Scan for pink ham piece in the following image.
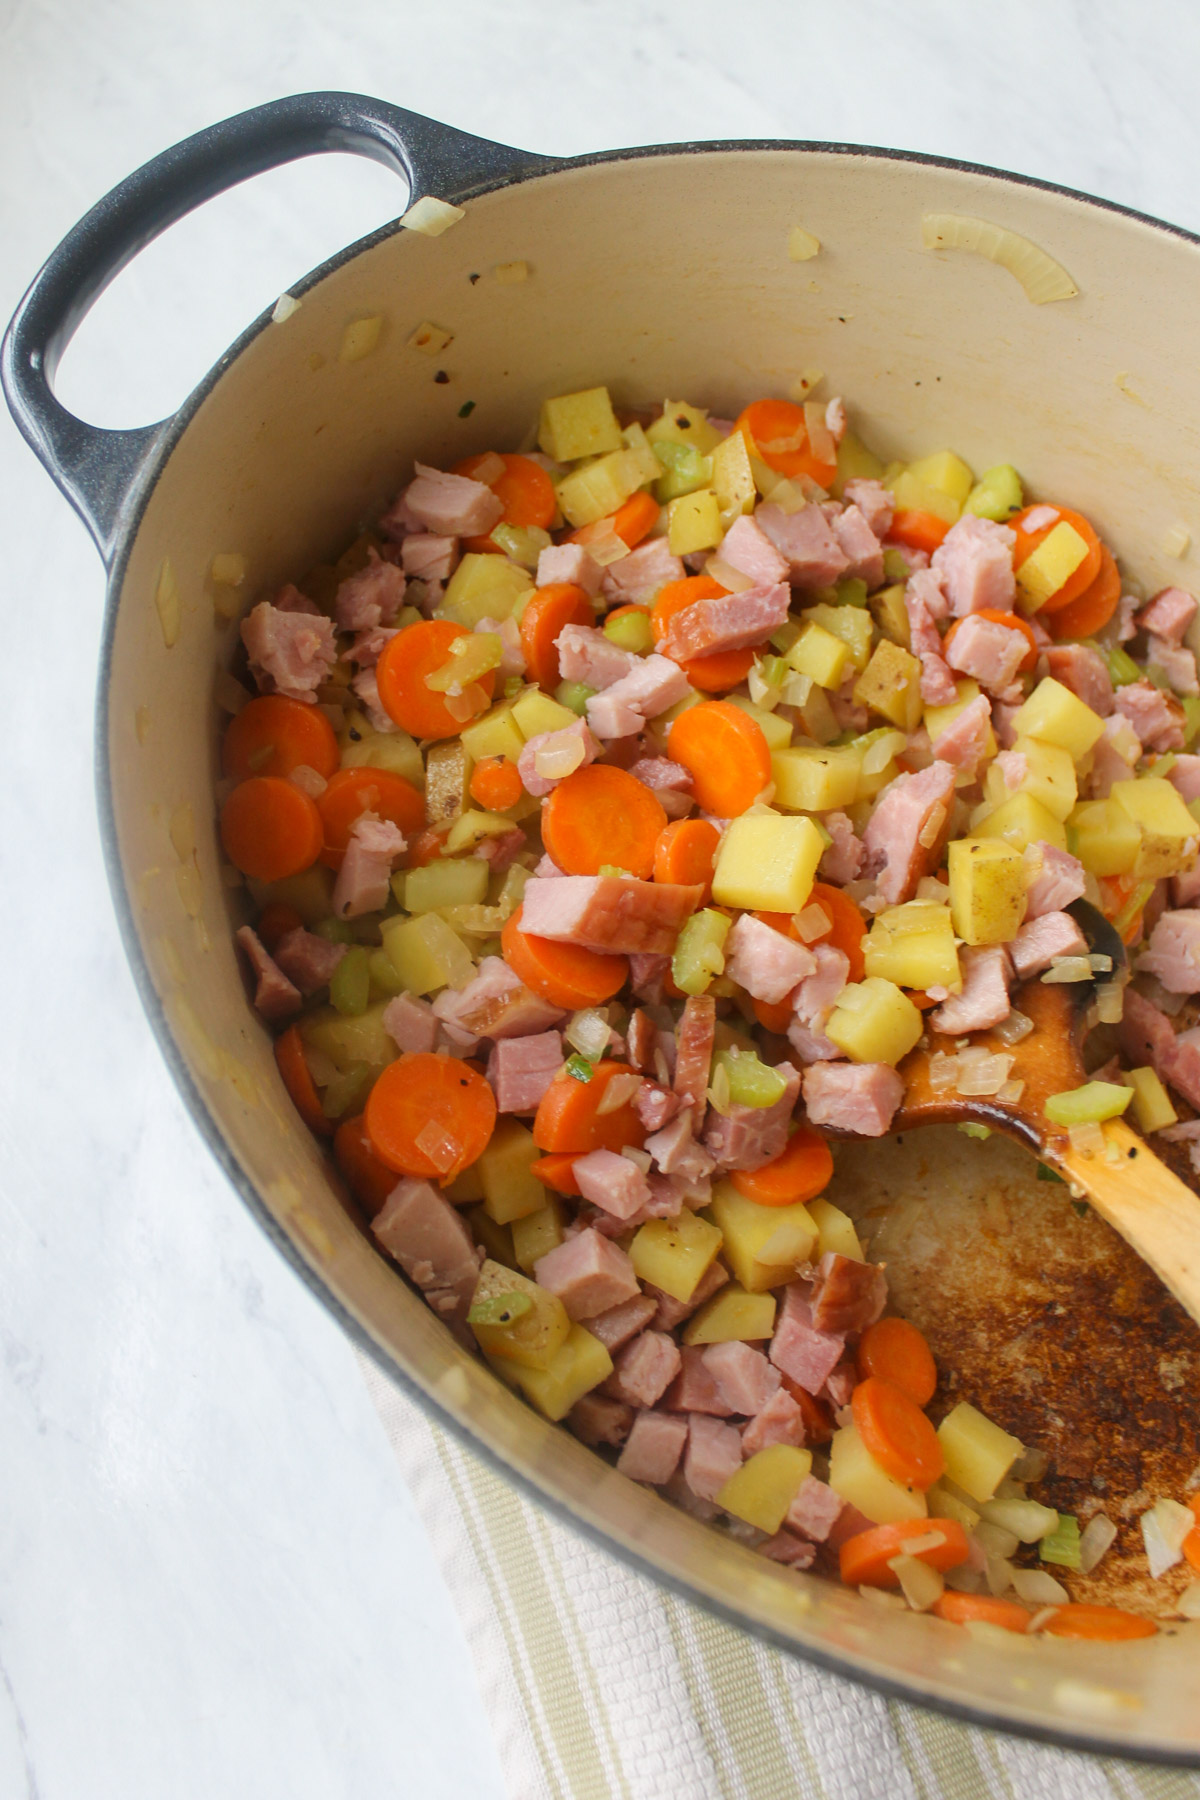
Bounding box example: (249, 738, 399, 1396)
(1139, 911, 1200, 993)
(927, 693, 992, 778)
(810, 1252, 887, 1335)
(907, 566, 951, 622)
(769, 1283, 846, 1394)
(930, 945, 1012, 1035)
(627, 757, 694, 821)
(823, 1360, 858, 1409)
(685, 1414, 745, 1502)
(1168, 756, 1200, 804)
(603, 1331, 682, 1408)
(791, 944, 851, 1041)
(1045, 644, 1114, 717)
(1121, 989, 1200, 1111)
(345, 625, 400, 668)
(701, 1342, 781, 1416)
(819, 811, 865, 884)
(1148, 638, 1199, 696)
(826, 1501, 877, 1549)
(616, 1409, 689, 1484)
(403, 463, 504, 537)
(600, 538, 685, 606)
(334, 553, 406, 630)
(905, 588, 957, 707)
(432, 957, 564, 1042)
(945, 613, 1029, 694)
(930, 515, 1016, 617)
(843, 479, 894, 538)
(785, 1475, 844, 1542)
(520, 874, 704, 955)
(645, 1114, 715, 1185)
(704, 1064, 802, 1171)
(861, 760, 956, 904)
(626, 1007, 657, 1074)
(1024, 843, 1087, 918)
(758, 1532, 817, 1568)
(659, 581, 790, 663)
(1140, 587, 1198, 644)
(373, 1178, 482, 1332)
(517, 718, 601, 798)
(566, 1395, 633, 1448)
(586, 655, 692, 738)
(401, 532, 458, 583)
(756, 502, 850, 588)
(272, 926, 346, 996)
(1173, 866, 1200, 907)
(534, 1227, 641, 1319)
(741, 1388, 807, 1455)
(648, 1260, 728, 1333)
(554, 624, 638, 691)
(830, 504, 884, 589)
(235, 925, 301, 1021)
(573, 1148, 653, 1221)
(586, 1294, 658, 1354)
(241, 601, 337, 703)
(1114, 681, 1185, 753)
(382, 991, 439, 1054)
(350, 667, 397, 734)
(725, 915, 817, 1004)
(1008, 909, 1088, 979)
(674, 995, 717, 1117)
(665, 1346, 734, 1415)
(537, 541, 602, 598)
(635, 1082, 683, 1133)
(718, 514, 789, 586)
(486, 1031, 564, 1114)
(331, 814, 407, 920)
(628, 953, 670, 1005)
(802, 1063, 904, 1137)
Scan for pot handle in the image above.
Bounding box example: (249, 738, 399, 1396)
(1, 91, 552, 565)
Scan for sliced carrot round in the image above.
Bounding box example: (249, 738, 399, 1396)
(1011, 504, 1103, 611)
(1041, 1604, 1158, 1642)
(735, 400, 837, 485)
(334, 1112, 400, 1217)
(856, 1318, 938, 1409)
(220, 775, 324, 881)
(501, 906, 628, 1010)
(609, 489, 661, 548)
(222, 694, 340, 783)
(944, 609, 1038, 674)
(365, 1052, 496, 1181)
(780, 1379, 835, 1443)
(851, 1376, 945, 1490)
(275, 1025, 332, 1137)
(532, 1058, 647, 1153)
(888, 510, 950, 554)
(256, 900, 304, 949)
(316, 766, 426, 869)
(653, 817, 720, 899)
(540, 764, 667, 878)
(530, 1153, 582, 1196)
(519, 582, 594, 690)
(668, 700, 772, 818)
(753, 995, 795, 1034)
(651, 575, 727, 644)
(839, 1517, 969, 1588)
(731, 1126, 834, 1207)
(376, 619, 496, 740)
(649, 576, 757, 692)
(469, 755, 523, 812)
(932, 1592, 1031, 1633)
(1182, 1526, 1200, 1574)
(808, 882, 868, 982)
(1049, 544, 1120, 640)
(456, 451, 556, 551)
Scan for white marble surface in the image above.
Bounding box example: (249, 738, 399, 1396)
(2, 3, 1199, 1795)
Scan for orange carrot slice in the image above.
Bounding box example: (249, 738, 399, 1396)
(365, 1052, 497, 1181)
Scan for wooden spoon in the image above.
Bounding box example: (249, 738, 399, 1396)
(871, 901, 1200, 1327)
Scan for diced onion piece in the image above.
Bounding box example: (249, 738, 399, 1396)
(1078, 1513, 1117, 1574)
(1010, 1446, 1050, 1482)
(1177, 1582, 1200, 1619)
(985, 1554, 1015, 1596)
(955, 1049, 1015, 1097)
(596, 1071, 642, 1116)
(339, 317, 383, 363)
(1027, 1606, 1062, 1634)
(155, 558, 181, 649)
(929, 1052, 958, 1093)
(997, 1079, 1025, 1104)
(407, 320, 455, 357)
(888, 1554, 944, 1611)
(1088, 953, 1114, 973)
(414, 1119, 464, 1174)
(566, 1008, 611, 1060)
(1094, 982, 1125, 1024)
(1066, 1120, 1105, 1158)
(443, 683, 489, 723)
(705, 555, 755, 594)
(622, 1146, 652, 1174)
(920, 213, 1079, 304)
(918, 802, 949, 851)
(271, 293, 300, 323)
(581, 523, 630, 568)
(787, 225, 821, 262)
(862, 730, 908, 777)
(979, 1497, 1060, 1542)
(1141, 1497, 1195, 1577)
(943, 1561, 985, 1594)
(803, 400, 836, 468)
(858, 1585, 907, 1609)
(468, 451, 506, 490)
(1163, 523, 1192, 559)
(793, 903, 830, 943)
(1041, 956, 1093, 984)
(211, 552, 247, 588)
(400, 195, 466, 236)
(494, 260, 529, 284)
(288, 764, 328, 799)
(975, 1521, 1020, 1559)
(1011, 1568, 1069, 1606)
(707, 1060, 732, 1116)
(780, 671, 813, 707)
(534, 737, 587, 781)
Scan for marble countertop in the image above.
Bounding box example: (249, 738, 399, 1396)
(3, 3, 1198, 1794)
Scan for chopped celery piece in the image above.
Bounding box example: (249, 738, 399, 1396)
(424, 633, 503, 692)
(959, 1123, 992, 1140)
(468, 1291, 533, 1327)
(597, 864, 632, 878)
(963, 464, 1023, 522)
(492, 524, 551, 570)
(330, 946, 371, 1017)
(758, 654, 788, 687)
(653, 440, 713, 502)
(769, 619, 801, 655)
(603, 608, 654, 654)
(1114, 879, 1155, 939)
(319, 1059, 373, 1120)
(672, 909, 731, 996)
(1123, 1065, 1178, 1133)
(1043, 1081, 1133, 1127)
(1039, 1513, 1082, 1570)
(554, 680, 595, 716)
(1104, 644, 1142, 688)
(1184, 695, 1200, 748)
(564, 1053, 594, 1082)
(315, 917, 357, 945)
(367, 945, 406, 999)
(835, 576, 868, 609)
(714, 1049, 787, 1109)
(882, 547, 911, 582)
(504, 674, 524, 698)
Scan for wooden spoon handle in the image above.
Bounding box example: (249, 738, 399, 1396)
(1055, 1120, 1200, 1327)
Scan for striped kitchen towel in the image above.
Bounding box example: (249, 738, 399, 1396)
(358, 1354, 1199, 1800)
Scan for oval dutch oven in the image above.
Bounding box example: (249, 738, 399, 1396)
(6, 92, 1200, 1762)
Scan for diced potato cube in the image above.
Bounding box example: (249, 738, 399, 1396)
(864, 902, 960, 991)
(926, 1481, 981, 1533)
(963, 464, 1023, 523)
(445, 809, 516, 854)
(832, 429, 885, 496)
(711, 813, 825, 912)
(511, 1196, 567, 1273)
(467, 1204, 517, 1269)
(795, 681, 840, 746)
(726, 694, 793, 750)
(1015, 521, 1089, 612)
(906, 450, 974, 504)
(1123, 1066, 1178, 1133)
(807, 1196, 864, 1262)
(512, 1323, 613, 1421)
(826, 977, 923, 1067)
(479, 1118, 546, 1224)
(511, 687, 579, 739)
(853, 641, 923, 731)
(246, 864, 334, 926)
(851, 727, 909, 802)
(984, 736, 1076, 822)
(629, 1211, 724, 1302)
(645, 400, 723, 456)
(716, 1445, 814, 1533)
(936, 1401, 1022, 1503)
(973, 791, 1068, 853)
(771, 745, 861, 812)
(711, 427, 756, 522)
(1012, 677, 1105, 761)
(705, 1182, 818, 1293)
(890, 469, 960, 525)
(801, 601, 873, 671)
(441, 553, 533, 627)
(1068, 798, 1141, 877)
(668, 489, 723, 555)
(1112, 777, 1200, 880)
(380, 912, 475, 995)
(340, 726, 426, 789)
(461, 702, 526, 765)
(681, 1284, 778, 1345)
(556, 449, 645, 528)
(788, 621, 851, 689)
(468, 1259, 571, 1370)
(868, 583, 911, 650)
(404, 857, 490, 913)
(620, 422, 662, 486)
(537, 387, 623, 463)
(924, 680, 997, 762)
(425, 739, 473, 826)
(301, 1001, 398, 1076)
(830, 1422, 928, 1523)
(947, 837, 1026, 946)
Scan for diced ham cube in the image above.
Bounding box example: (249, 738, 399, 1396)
(334, 552, 406, 630)
(659, 581, 790, 663)
(520, 874, 703, 955)
(756, 503, 850, 588)
(1045, 644, 1114, 717)
(810, 1252, 887, 1335)
(831, 504, 884, 589)
(1024, 843, 1087, 918)
(927, 693, 991, 778)
(664, 1345, 734, 1416)
(930, 945, 1012, 1035)
(819, 811, 865, 884)
(403, 463, 504, 537)
(740, 1388, 808, 1455)
(486, 1030, 564, 1114)
(1121, 989, 1200, 1111)
(346, 625, 400, 668)
(628, 757, 694, 821)
(432, 957, 564, 1042)
(1139, 911, 1200, 993)
(684, 1414, 745, 1502)
(701, 1342, 781, 1416)
(373, 1178, 482, 1331)
(537, 541, 602, 598)
(1114, 680, 1185, 753)
(332, 813, 407, 919)
(628, 952, 670, 1005)
(235, 925, 302, 1021)
(784, 1475, 844, 1542)
(930, 515, 1016, 617)
(1148, 638, 1199, 697)
(769, 1283, 845, 1393)
(1008, 909, 1088, 979)
(791, 944, 851, 1043)
(645, 1114, 715, 1185)
(272, 926, 346, 996)
(704, 1064, 802, 1171)
(586, 655, 692, 738)
(635, 1081, 683, 1132)
(616, 1409, 689, 1484)
(862, 760, 957, 904)
(674, 995, 717, 1118)
(567, 1394, 633, 1447)
(350, 667, 397, 734)
(725, 915, 817, 1004)
(573, 1147, 652, 1221)
(554, 624, 638, 691)
(757, 1531, 817, 1567)
(534, 1227, 641, 1319)
(241, 601, 337, 703)
(517, 718, 602, 797)
(719, 514, 789, 586)
(382, 991, 440, 1054)
(586, 1294, 658, 1354)
(600, 538, 684, 606)
(401, 532, 459, 583)
(843, 479, 894, 538)
(945, 614, 1029, 694)
(604, 1331, 682, 1408)
(802, 1063, 904, 1137)
(1139, 586, 1198, 644)
(647, 1261, 729, 1332)
(826, 1501, 878, 1549)
(1168, 755, 1200, 804)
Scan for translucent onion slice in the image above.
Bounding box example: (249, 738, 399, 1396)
(1078, 1513, 1117, 1574)
(534, 736, 587, 781)
(1011, 1568, 1069, 1606)
(596, 1071, 643, 1116)
(921, 213, 1079, 305)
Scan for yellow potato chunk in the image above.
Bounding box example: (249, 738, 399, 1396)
(629, 1211, 724, 1303)
(936, 1402, 1022, 1503)
(868, 583, 910, 649)
(1068, 798, 1141, 878)
(645, 400, 724, 456)
(404, 858, 489, 914)
(461, 701, 526, 765)
(510, 1197, 567, 1274)
(512, 1324, 613, 1421)
(711, 813, 825, 912)
(829, 1422, 928, 1524)
(340, 726, 427, 790)
(668, 489, 723, 555)
(771, 745, 861, 812)
(825, 977, 923, 1067)
(853, 642, 923, 731)
(1011, 677, 1105, 761)
(466, 1205, 517, 1270)
(727, 695, 792, 750)
(682, 1285, 778, 1345)
(705, 1182, 818, 1293)
(984, 736, 1076, 822)
(441, 553, 533, 627)
(537, 386, 623, 463)
(380, 913, 475, 996)
(717, 1445, 814, 1533)
(788, 621, 851, 690)
(906, 450, 975, 504)
(863, 902, 961, 991)
(947, 837, 1026, 946)
(468, 1260, 570, 1371)
(800, 601, 873, 671)
(511, 687, 579, 739)
(711, 427, 756, 521)
(924, 679, 996, 760)
(1015, 520, 1089, 612)
(973, 791, 1068, 854)
(807, 1196, 864, 1261)
(889, 469, 960, 525)
(1112, 777, 1200, 880)
(301, 1001, 397, 1077)
(556, 449, 645, 527)
(478, 1118, 546, 1225)
(1123, 1067, 1178, 1133)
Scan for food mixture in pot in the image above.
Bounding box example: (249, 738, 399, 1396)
(216, 384, 1200, 1641)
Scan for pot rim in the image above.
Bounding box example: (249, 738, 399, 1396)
(95, 134, 1200, 1765)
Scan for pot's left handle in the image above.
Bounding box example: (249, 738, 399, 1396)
(2, 91, 554, 566)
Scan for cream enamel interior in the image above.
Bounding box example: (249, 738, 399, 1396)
(104, 146, 1200, 1757)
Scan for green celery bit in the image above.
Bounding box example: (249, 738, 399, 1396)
(330, 945, 371, 1017)
(653, 440, 712, 501)
(1039, 1512, 1082, 1570)
(768, 619, 801, 655)
(603, 609, 654, 654)
(963, 463, 1023, 522)
(1037, 1164, 1066, 1183)
(492, 523, 550, 570)
(835, 577, 869, 609)
(504, 674, 524, 699)
(467, 1291, 533, 1327)
(476, 936, 504, 959)
(367, 946, 406, 999)
(320, 1059, 373, 1120)
(554, 680, 596, 716)
(1103, 644, 1141, 688)
(565, 1053, 594, 1083)
(598, 864, 632, 878)
(958, 1123, 992, 1140)
(425, 632, 503, 692)
(759, 654, 788, 687)
(1183, 695, 1200, 748)
(315, 917, 357, 945)
(1043, 1081, 1133, 1127)
(671, 909, 731, 997)
(1114, 879, 1155, 940)
(715, 1049, 788, 1109)
(882, 547, 911, 582)
(1145, 662, 1172, 691)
